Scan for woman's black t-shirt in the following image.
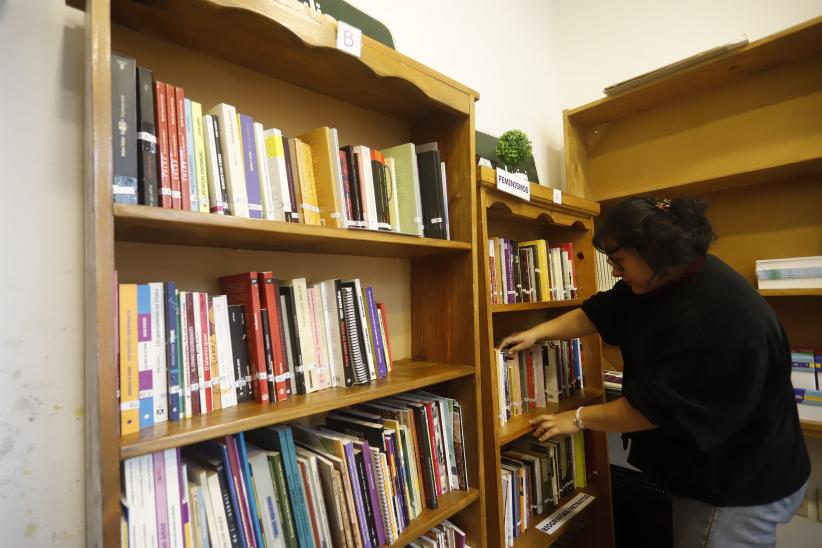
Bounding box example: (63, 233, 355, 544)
(581, 254, 809, 506)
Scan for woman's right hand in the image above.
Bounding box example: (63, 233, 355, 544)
(497, 329, 538, 354)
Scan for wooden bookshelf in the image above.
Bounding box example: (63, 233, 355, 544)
(513, 486, 599, 548)
(476, 168, 614, 547)
(390, 488, 480, 547)
(77, 0, 485, 546)
(801, 420, 822, 440)
(121, 360, 474, 458)
(564, 13, 822, 455)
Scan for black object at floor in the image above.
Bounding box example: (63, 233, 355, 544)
(611, 464, 673, 548)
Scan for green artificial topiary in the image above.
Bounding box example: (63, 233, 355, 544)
(496, 129, 533, 171)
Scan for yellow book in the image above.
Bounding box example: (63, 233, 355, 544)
(286, 138, 304, 223)
(190, 101, 210, 213)
(521, 239, 552, 301)
(297, 140, 322, 225)
(297, 126, 345, 228)
(573, 431, 587, 488)
(118, 283, 140, 435)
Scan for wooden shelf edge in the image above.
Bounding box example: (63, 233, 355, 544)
(390, 488, 480, 546)
(759, 288, 822, 297)
(513, 486, 599, 548)
(478, 166, 600, 216)
(801, 419, 822, 440)
(113, 204, 471, 258)
(498, 389, 605, 446)
(120, 360, 474, 459)
(492, 299, 584, 314)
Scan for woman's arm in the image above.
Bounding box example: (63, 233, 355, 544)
(531, 397, 656, 441)
(497, 308, 598, 353)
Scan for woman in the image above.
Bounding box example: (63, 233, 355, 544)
(498, 197, 809, 548)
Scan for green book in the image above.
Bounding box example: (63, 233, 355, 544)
(267, 451, 299, 548)
(380, 143, 424, 237)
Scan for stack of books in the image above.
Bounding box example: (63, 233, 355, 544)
(117, 274, 393, 435)
(792, 349, 822, 422)
(501, 433, 586, 546)
(603, 370, 623, 393)
(488, 239, 577, 304)
(407, 520, 468, 547)
(756, 256, 822, 289)
(495, 340, 584, 426)
(122, 391, 470, 547)
(111, 54, 452, 240)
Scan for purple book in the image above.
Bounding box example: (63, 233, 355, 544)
(505, 240, 515, 304)
(239, 113, 263, 219)
(354, 440, 387, 547)
(365, 287, 387, 378)
(342, 441, 372, 547)
(137, 284, 154, 429)
(153, 451, 170, 548)
(177, 451, 190, 547)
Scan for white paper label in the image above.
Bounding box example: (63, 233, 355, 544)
(552, 188, 562, 205)
(496, 167, 530, 202)
(536, 492, 595, 534)
(119, 401, 139, 411)
(336, 21, 363, 57)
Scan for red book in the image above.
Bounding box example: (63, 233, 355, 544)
(219, 272, 270, 403)
(153, 82, 172, 208)
(376, 302, 392, 367)
(298, 459, 322, 548)
(199, 292, 213, 413)
(225, 436, 255, 546)
(174, 86, 191, 212)
(258, 272, 288, 402)
(184, 292, 201, 415)
(165, 83, 182, 209)
(423, 401, 442, 496)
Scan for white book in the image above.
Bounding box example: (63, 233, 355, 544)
(533, 346, 546, 408)
(253, 122, 278, 221)
(296, 451, 333, 547)
(163, 449, 184, 548)
(262, 128, 290, 220)
(207, 103, 249, 217)
(561, 248, 574, 299)
(351, 278, 376, 381)
(283, 278, 318, 393)
(330, 128, 351, 228)
(381, 143, 424, 236)
(141, 455, 158, 548)
(305, 448, 348, 548)
(178, 292, 192, 419)
(149, 283, 168, 423)
(318, 280, 345, 388)
(545, 342, 560, 403)
(353, 145, 379, 230)
(549, 248, 564, 301)
(248, 448, 287, 548)
(212, 295, 238, 408)
(310, 284, 332, 390)
(123, 457, 142, 548)
(439, 161, 450, 240)
(191, 292, 207, 412)
(202, 114, 226, 214)
(192, 462, 231, 548)
(370, 448, 396, 543)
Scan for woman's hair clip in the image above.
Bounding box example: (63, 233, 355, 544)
(654, 198, 672, 212)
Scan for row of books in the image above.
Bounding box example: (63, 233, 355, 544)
(603, 370, 623, 393)
(406, 520, 468, 548)
(756, 256, 822, 289)
(111, 54, 452, 240)
(117, 273, 393, 436)
(496, 340, 585, 426)
(487, 239, 577, 305)
(790, 349, 821, 391)
(501, 433, 586, 546)
(122, 392, 469, 548)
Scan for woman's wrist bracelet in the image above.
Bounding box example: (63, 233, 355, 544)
(575, 406, 586, 431)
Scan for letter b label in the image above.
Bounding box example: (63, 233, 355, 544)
(336, 21, 363, 57)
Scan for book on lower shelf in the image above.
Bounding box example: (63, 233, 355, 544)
(110, 54, 453, 240)
(406, 519, 469, 548)
(756, 256, 822, 290)
(496, 340, 585, 426)
(488, 238, 577, 304)
(117, 272, 395, 436)
(500, 432, 587, 546)
(122, 391, 471, 547)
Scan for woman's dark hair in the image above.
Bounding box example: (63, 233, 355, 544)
(593, 196, 716, 275)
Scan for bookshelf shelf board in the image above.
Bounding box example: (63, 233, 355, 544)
(478, 166, 600, 217)
(514, 486, 598, 548)
(114, 204, 472, 258)
(492, 299, 585, 314)
(120, 360, 474, 459)
(499, 388, 604, 446)
(801, 419, 822, 440)
(759, 288, 822, 297)
(390, 488, 480, 546)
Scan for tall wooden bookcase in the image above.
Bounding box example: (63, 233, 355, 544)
(75, 0, 486, 545)
(476, 167, 615, 547)
(563, 16, 822, 441)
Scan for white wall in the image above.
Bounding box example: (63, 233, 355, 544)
(0, 0, 86, 545)
(2, 0, 821, 546)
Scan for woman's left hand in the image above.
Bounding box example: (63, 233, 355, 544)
(530, 411, 580, 441)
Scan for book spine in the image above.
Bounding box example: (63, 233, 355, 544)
(136, 66, 158, 206)
(202, 114, 226, 214)
(153, 81, 172, 208)
(178, 293, 191, 418)
(184, 292, 201, 415)
(376, 303, 393, 371)
(207, 296, 222, 411)
(344, 445, 373, 548)
(137, 285, 154, 430)
(199, 293, 214, 412)
(353, 280, 376, 381)
(335, 281, 354, 387)
(183, 98, 198, 211)
(165, 84, 182, 209)
(164, 282, 181, 422)
(260, 309, 276, 401)
(118, 284, 140, 435)
(190, 101, 211, 213)
(233, 434, 265, 547)
(254, 122, 278, 221)
(174, 87, 191, 211)
(164, 448, 184, 548)
(366, 288, 387, 378)
(227, 304, 249, 402)
(263, 128, 290, 221)
(153, 451, 171, 548)
(269, 452, 299, 548)
(209, 103, 249, 217)
(239, 113, 263, 219)
(281, 135, 299, 223)
(213, 296, 238, 408)
(149, 282, 168, 423)
(259, 273, 288, 401)
(111, 54, 138, 204)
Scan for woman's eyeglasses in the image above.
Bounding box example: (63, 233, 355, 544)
(604, 248, 624, 272)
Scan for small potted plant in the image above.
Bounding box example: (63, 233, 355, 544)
(496, 129, 533, 181)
